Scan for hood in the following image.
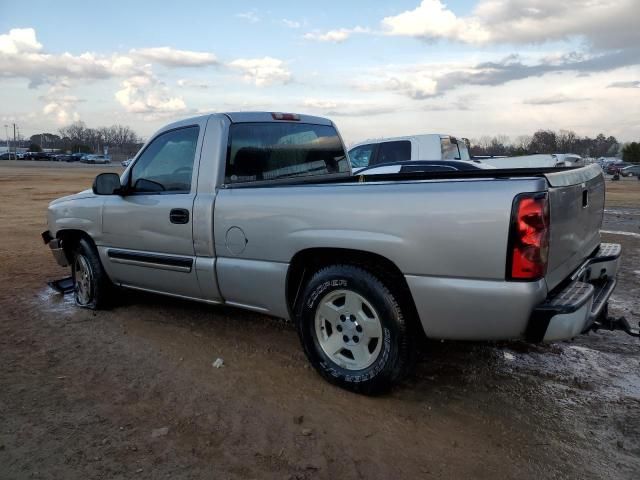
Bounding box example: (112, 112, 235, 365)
(49, 188, 95, 206)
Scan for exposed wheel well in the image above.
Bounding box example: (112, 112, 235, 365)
(56, 229, 94, 263)
(286, 248, 421, 331)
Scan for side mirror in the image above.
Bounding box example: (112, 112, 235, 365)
(93, 173, 122, 195)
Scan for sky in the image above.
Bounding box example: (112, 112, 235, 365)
(1, 0, 639, 145)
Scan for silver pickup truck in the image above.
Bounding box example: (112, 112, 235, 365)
(42, 112, 621, 394)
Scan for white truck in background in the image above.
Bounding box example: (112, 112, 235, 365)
(348, 134, 584, 172)
(348, 134, 472, 172)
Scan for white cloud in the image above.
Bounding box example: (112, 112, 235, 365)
(302, 98, 400, 117)
(131, 47, 217, 67)
(303, 26, 369, 43)
(0, 28, 141, 86)
(115, 75, 186, 115)
(282, 19, 301, 29)
(355, 68, 441, 99)
(607, 80, 640, 89)
(0, 27, 42, 54)
(176, 78, 212, 89)
(354, 49, 640, 100)
(380, 0, 639, 48)
(40, 80, 82, 124)
(473, 0, 638, 48)
(523, 94, 589, 105)
(303, 98, 339, 110)
(0, 27, 213, 118)
(382, 0, 489, 44)
(228, 57, 291, 86)
(380, 74, 438, 99)
(236, 11, 259, 23)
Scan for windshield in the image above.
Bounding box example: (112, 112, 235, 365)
(458, 138, 471, 160)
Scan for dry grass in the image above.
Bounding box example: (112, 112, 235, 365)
(604, 176, 640, 208)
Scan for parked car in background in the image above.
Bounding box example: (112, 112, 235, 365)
(42, 111, 621, 394)
(348, 134, 471, 173)
(81, 154, 111, 164)
(620, 164, 640, 177)
(606, 162, 630, 175)
(25, 151, 51, 160)
(0, 152, 13, 160)
(67, 153, 86, 162)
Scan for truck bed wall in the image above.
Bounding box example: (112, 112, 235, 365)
(213, 177, 549, 336)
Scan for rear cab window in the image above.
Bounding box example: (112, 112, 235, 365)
(225, 122, 349, 184)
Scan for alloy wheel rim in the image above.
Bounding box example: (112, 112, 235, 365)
(314, 289, 383, 370)
(74, 255, 93, 305)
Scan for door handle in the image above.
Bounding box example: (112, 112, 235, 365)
(170, 208, 190, 224)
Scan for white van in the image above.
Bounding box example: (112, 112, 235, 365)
(348, 134, 471, 172)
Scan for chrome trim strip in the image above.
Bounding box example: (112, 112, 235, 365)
(109, 256, 192, 272)
(107, 248, 193, 272)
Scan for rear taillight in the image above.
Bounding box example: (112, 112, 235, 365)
(507, 193, 549, 280)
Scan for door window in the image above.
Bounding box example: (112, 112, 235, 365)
(130, 126, 199, 193)
(348, 144, 375, 168)
(376, 141, 411, 165)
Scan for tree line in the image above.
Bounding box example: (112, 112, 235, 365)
(469, 129, 640, 162)
(26, 123, 640, 164)
(29, 122, 143, 161)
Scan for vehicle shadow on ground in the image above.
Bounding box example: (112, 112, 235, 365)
(108, 286, 556, 400)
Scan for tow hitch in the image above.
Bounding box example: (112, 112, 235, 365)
(592, 316, 640, 338)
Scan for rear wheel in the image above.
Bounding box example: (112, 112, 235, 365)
(71, 238, 112, 309)
(296, 264, 415, 395)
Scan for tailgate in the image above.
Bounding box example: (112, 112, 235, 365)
(545, 164, 605, 290)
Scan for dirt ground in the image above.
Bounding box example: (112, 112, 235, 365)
(0, 161, 639, 479)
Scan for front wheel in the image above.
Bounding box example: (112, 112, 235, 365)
(296, 264, 415, 395)
(71, 238, 112, 309)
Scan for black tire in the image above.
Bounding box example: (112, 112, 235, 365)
(71, 238, 112, 309)
(295, 264, 415, 395)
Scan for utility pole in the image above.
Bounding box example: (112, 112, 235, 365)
(13, 123, 16, 160)
(4, 125, 8, 157)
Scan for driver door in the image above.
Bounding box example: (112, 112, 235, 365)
(99, 125, 203, 298)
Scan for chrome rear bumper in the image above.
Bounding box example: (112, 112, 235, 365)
(527, 243, 621, 342)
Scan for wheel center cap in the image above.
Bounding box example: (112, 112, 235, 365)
(339, 312, 363, 346)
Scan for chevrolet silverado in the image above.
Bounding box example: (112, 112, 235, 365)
(42, 112, 621, 394)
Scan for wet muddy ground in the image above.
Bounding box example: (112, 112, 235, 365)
(0, 163, 638, 479)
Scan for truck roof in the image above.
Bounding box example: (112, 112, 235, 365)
(159, 112, 333, 134)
